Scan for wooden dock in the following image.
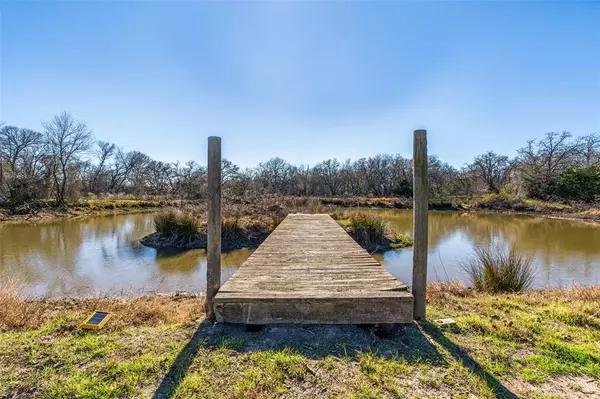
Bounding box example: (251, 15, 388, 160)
(213, 214, 413, 325)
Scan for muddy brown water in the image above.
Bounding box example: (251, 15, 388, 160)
(1, 210, 599, 297)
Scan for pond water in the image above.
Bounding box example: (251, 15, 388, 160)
(1, 210, 599, 297)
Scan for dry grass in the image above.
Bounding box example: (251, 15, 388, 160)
(0, 280, 49, 330)
(154, 208, 202, 237)
(221, 216, 275, 242)
(2, 284, 599, 398)
(320, 196, 412, 209)
(427, 281, 474, 304)
(526, 283, 600, 302)
(144, 207, 278, 250)
(462, 194, 600, 222)
(82, 294, 203, 329)
(0, 281, 201, 332)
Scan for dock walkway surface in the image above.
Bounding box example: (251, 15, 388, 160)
(214, 214, 413, 324)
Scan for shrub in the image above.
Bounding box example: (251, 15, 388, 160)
(556, 166, 600, 202)
(461, 246, 535, 293)
(154, 209, 201, 237)
(390, 233, 413, 248)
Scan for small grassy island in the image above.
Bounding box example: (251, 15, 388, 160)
(140, 206, 413, 253)
(333, 211, 413, 252)
(140, 208, 275, 251)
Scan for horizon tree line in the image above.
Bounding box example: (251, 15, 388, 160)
(1, 112, 599, 206)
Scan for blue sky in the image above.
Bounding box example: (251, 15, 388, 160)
(1, 1, 599, 168)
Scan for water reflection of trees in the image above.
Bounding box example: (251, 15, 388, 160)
(369, 209, 600, 284)
(372, 209, 600, 257)
(0, 214, 156, 296)
(0, 220, 89, 295)
(153, 248, 253, 274)
(3, 210, 599, 296)
(1, 213, 254, 296)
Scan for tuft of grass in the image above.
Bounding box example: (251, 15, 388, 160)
(389, 232, 413, 249)
(334, 211, 412, 252)
(144, 211, 276, 250)
(349, 212, 388, 244)
(154, 209, 201, 237)
(461, 246, 536, 293)
(221, 216, 272, 242)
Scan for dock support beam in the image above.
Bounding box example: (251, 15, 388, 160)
(412, 129, 428, 320)
(206, 136, 222, 320)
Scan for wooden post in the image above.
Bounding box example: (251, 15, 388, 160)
(206, 136, 222, 320)
(412, 129, 428, 320)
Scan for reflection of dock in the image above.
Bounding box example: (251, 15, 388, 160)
(214, 214, 413, 324)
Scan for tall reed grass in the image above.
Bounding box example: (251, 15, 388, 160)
(0, 280, 48, 330)
(334, 211, 412, 251)
(154, 209, 201, 237)
(461, 245, 535, 293)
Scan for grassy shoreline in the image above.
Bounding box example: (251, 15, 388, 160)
(1, 284, 598, 398)
(323, 195, 600, 223)
(0, 199, 188, 224)
(2, 195, 600, 225)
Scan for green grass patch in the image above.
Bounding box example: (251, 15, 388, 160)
(2, 285, 600, 398)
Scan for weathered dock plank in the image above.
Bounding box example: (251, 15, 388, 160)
(213, 214, 413, 324)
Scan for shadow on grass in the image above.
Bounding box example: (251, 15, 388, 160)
(421, 321, 518, 399)
(153, 320, 517, 399)
(152, 320, 212, 399)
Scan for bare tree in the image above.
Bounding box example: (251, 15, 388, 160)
(468, 151, 512, 193)
(339, 159, 359, 196)
(0, 126, 43, 170)
(576, 133, 600, 167)
(516, 131, 578, 198)
(0, 125, 45, 202)
(256, 158, 294, 194)
(125, 151, 152, 194)
(228, 167, 255, 198)
(146, 160, 174, 195)
(172, 161, 206, 199)
(294, 164, 314, 196)
(89, 141, 116, 194)
(222, 158, 240, 182)
(314, 159, 342, 196)
(428, 155, 458, 198)
(43, 112, 94, 205)
(4, 111, 600, 205)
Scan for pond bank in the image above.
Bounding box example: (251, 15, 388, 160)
(1, 283, 598, 398)
(0, 199, 188, 224)
(2, 196, 600, 224)
(322, 195, 600, 223)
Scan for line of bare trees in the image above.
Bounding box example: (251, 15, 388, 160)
(1, 112, 599, 206)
